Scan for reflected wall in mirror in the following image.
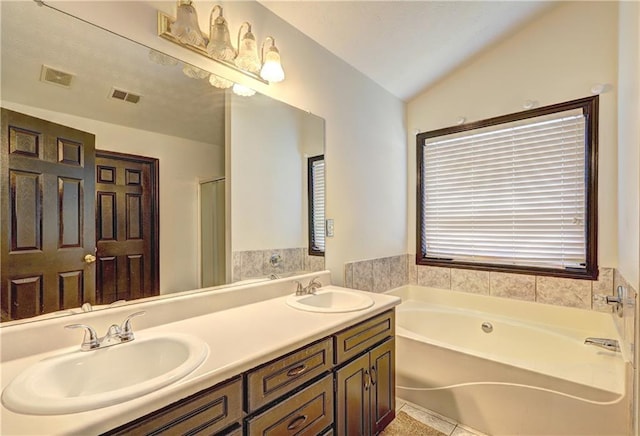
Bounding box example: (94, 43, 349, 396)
(0, 2, 325, 323)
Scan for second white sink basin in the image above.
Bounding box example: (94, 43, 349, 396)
(286, 286, 374, 313)
(2, 333, 208, 415)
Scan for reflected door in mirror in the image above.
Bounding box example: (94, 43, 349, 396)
(1, 109, 96, 321)
(95, 151, 159, 304)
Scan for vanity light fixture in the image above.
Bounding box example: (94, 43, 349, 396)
(169, 0, 207, 47)
(182, 64, 209, 79)
(209, 73, 233, 89)
(260, 37, 285, 83)
(232, 83, 256, 97)
(148, 49, 179, 66)
(207, 5, 236, 61)
(235, 22, 261, 74)
(158, 2, 285, 85)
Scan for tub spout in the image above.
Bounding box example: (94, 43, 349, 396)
(584, 337, 621, 352)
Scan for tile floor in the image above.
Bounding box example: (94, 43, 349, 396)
(396, 397, 488, 436)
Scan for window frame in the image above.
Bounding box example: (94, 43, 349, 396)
(308, 154, 325, 257)
(416, 95, 599, 279)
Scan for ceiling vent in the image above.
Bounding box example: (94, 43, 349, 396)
(110, 88, 141, 104)
(40, 65, 74, 88)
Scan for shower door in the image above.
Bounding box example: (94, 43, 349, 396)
(199, 178, 226, 287)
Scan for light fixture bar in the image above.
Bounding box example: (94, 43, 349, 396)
(157, 11, 268, 84)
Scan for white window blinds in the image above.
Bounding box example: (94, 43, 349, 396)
(421, 108, 587, 269)
(310, 157, 325, 253)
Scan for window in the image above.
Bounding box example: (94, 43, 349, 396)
(416, 96, 598, 279)
(308, 155, 325, 256)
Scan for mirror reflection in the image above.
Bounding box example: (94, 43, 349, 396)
(0, 2, 325, 323)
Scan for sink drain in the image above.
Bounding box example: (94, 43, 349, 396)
(481, 322, 493, 333)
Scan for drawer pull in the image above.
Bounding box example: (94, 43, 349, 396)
(286, 364, 307, 377)
(287, 414, 308, 431)
(364, 369, 370, 391)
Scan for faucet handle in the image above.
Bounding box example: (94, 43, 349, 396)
(65, 324, 99, 350)
(294, 281, 304, 295)
(120, 311, 146, 341)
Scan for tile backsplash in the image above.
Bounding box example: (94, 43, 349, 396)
(232, 247, 325, 282)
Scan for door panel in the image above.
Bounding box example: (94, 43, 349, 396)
(335, 353, 370, 436)
(1, 108, 96, 321)
(95, 151, 158, 304)
(370, 338, 396, 434)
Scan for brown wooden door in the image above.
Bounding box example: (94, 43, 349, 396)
(95, 151, 158, 304)
(370, 338, 395, 434)
(1, 108, 96, 321)
(335, 353, 371, 436)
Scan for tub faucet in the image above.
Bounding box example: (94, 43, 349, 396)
(584, 337, 621, 352)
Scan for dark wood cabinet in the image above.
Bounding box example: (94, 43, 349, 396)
(335, 338, 395, 436)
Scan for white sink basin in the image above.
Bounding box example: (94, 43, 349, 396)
(2, 333, 208, 415)
(286, 286, 374, 313)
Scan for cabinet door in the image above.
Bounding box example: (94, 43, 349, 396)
(370, 338, 395, 434)
(334, 353, 371, 436)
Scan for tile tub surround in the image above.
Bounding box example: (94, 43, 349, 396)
(344, 256, 636, 364)
(344, 254, 620, 313)
(1, 274, 400, 434)
(232, 247, 325, 282)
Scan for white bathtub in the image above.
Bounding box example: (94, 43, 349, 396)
(388, 286, 630, 436)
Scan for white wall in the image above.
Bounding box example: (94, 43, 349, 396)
(229, 92, 304, 251)
(46, 0, 407, 285)
(2, 101, 224, 295)
(617, 3, 640, 434)
(407, 2, 619, 269)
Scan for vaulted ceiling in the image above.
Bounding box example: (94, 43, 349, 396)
(260, 1, 555, 101)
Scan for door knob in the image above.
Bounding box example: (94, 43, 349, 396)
(84, 254, 97, 264)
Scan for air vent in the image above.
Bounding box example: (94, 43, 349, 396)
(110, 88, 141, 104)
(40, 65, 74, 88)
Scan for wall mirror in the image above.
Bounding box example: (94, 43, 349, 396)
(0, 2, 325, 323)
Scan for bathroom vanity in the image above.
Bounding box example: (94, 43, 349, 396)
(106, 310, 395, 435)
(0, 276, 400, 435)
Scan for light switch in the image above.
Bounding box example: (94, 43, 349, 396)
(326, 219, 334, 237)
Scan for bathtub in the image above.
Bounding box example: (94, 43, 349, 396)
(387, 286, 630, 436)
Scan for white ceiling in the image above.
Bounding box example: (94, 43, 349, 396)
(260, 1, 554, 101)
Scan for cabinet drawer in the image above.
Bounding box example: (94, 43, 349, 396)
(246, 374, 334, 436)
(334, 310, 394, 365)
(105, 377, 243, 436)
(246, 338, 333, 412)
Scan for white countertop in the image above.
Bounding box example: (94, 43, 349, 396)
(1, 288, 400, 435)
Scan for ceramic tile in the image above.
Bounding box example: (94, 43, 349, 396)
(353, 260, 373, 292)
(400, 403, 456, 435)
(282, 248, 304, 273)
(373, 257, 391, 293)
(232, 252, 241, 282)
(306, 254, 325, 272)
(536, 276, 592, 309)
(489, 272, 535, 301)
(390, 255, 408, 289)
(344, 263, 354, 288)
(240, 250, 263, 279)
(451, 269, 489, 295)
(592, 267, 614, 312)
(408, 254, 418, 285)
(452, 424, 489, 436)
(417, 265, 450, 289)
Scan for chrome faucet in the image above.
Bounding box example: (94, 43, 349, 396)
(294, 277, 323, 296)
(584, 337, 621, 352)
(66, 311, 146, 351)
